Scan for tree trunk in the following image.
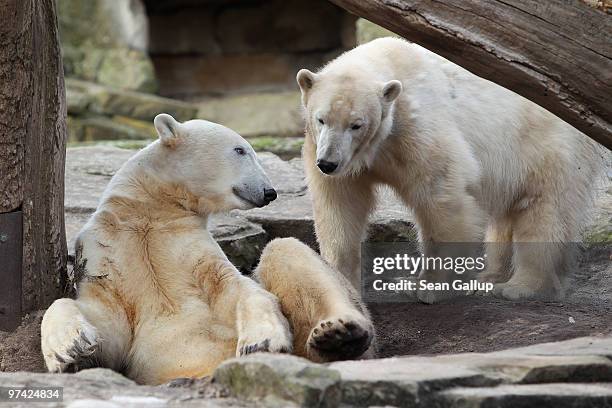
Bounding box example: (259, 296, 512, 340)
(329, 0, 612, 149)
(0, 0, 67, 330)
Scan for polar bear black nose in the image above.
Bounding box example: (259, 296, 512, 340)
(263, 188, 277, 203)
(316, 160, 338, 174)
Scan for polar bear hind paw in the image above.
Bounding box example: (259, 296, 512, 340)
(307, 318, 372, 361)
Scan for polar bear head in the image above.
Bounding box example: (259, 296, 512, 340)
(152, 113, 277, 212)
(296, 69, 402, 176)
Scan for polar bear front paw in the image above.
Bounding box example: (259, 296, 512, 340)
(237, 321, 292, 357)
(307, 317, 373, 362)
(238, 338, 291, 356)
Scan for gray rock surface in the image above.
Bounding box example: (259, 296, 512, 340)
(437, 383, 612, 408)
(211, 336, 612, 407)
(6, 337, 609, 407)
(0, 368, 248, 407)
(214, 354, 342, 407)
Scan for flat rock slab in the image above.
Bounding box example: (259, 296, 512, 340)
(211, 336, 612, 407)
(437, 383, 612, 408)
(2, 337, 611, 407)
(0, 368, 250, 408)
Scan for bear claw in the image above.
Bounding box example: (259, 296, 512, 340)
(238, 338, 290, 356)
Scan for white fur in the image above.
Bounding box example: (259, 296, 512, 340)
(41, 115, 374, 384)
(298, 38, 604, 302)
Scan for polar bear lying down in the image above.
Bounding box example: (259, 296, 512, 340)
(41, 114, 374, 385)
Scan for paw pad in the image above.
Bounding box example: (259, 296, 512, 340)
(308, 318, 372, 361)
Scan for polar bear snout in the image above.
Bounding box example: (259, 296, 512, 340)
(232, 185, 277, 208)
(263, 188, 277, 203)
(316, 159, 338, 175)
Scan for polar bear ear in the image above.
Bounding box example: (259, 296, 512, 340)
(381, 80, 403, 103)
(154, 113, 181, 148)
(296, 69, 317, 93)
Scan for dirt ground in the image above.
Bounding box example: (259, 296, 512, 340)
(1, 248, 610, 373)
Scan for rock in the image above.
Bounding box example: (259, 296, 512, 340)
(243, 186, 416, 250)
(211, 337, 612, 407)
(65, 146, 134, 213)
(57, 0, 157, 92)
(356, 18, 399, 45)
(436, 383, 612, 408)
(430, 352, 612, 384)
(329, 357, 497, 407)
(500, 336, 612, 360)
(66, 79, 198, 123)
(197, 92, 304, 138)
(253, 153, 307, 195)
(215, 1, 346, 54)
(95, 49, 158, 94)
(213, 354, 342, 407)
(247, 137, 304, 160)
(4, 336, 612, 407)
(0, 368, 247, 407)
(152, 50, 342, 98)
(148, 9, 219, 56)
(80, 117, 154, 142)
(210, 214, 268, 272)
(242, 193, 317, 249)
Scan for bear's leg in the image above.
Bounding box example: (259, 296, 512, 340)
(255, 238, 375, 362)
(192, 258, 292, 358)
(41, 290, 131, 373)
(479, 217, 514, 285)
(493, 201, 569, 300)
(307, 167, 376, 289)
(414, 194, 486, 303)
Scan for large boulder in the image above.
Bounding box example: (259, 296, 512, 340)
(57, 0, 157, 92)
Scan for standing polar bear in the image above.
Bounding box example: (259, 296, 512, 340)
(41, 115, 373, 385)
(297, 37, 603, 303)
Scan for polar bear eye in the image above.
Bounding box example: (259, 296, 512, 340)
(318, 118, 324, 125)
(351, 123, 362, 130)
(234, 147, 246, 156)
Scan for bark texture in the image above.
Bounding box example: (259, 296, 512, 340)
(0, 0, 67, 321)
(329, 0, 612, 149)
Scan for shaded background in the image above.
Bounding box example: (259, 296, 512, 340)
(58, 0, 394, 157)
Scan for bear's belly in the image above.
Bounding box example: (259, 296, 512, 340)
(126, 305, 237, 385)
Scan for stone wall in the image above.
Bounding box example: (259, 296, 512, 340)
(57, 0, 158, 93)
(144, 0, 356, 98)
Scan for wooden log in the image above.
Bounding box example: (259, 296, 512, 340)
(0, 0, 67, 329)
(328, 0, 612, 149)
